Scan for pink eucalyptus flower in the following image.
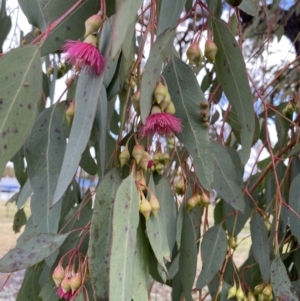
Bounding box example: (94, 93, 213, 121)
(141, 112, 182, 137)
(57, 286, 73, 300)
(62, 35, 105, 75)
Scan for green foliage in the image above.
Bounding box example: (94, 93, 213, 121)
(1, 0, 300, 300)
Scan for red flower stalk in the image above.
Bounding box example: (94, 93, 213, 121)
(57, 286, 74, 300)
(141, 112, 182, 137)
(62, 35, 105, 75)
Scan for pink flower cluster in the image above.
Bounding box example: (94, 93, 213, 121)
(141, 112, 182, 137)
(62, 39, 105, 75)
(57, 286, 74, 300)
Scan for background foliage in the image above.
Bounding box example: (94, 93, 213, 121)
(1, 0, 300, 300)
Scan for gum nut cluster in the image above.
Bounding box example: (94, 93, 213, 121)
(118, 143, 154, 171)
(52, 264, 83, 300)
(61, 14, 105, 76)
(199, 100, 210, 128)
(186, 191, 209, 211)
(140, 82, 182, 137)
(138, 190, 160, 220)
(151, 150, 170, 174)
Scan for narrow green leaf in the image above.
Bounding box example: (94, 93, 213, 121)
(109, 173, 140, 301)
(141, 29, 176, 123)
(110, 0, 143, 58)
(157, 0, 185, 35)
(13, 208, 27, 233)
(132, 223, 149, 301)
(179, 209, 197, 301)
(17, 179, 32, 210)
(0, 15, 12, 50)
(79, 144, 97, 176)
(270, 255, 298, 300)
(146, 175, 169, 268)
(0, 45, 42, 175)
(211, 140, 245, 212)
(250, 212, 270, 283)
(289, 173, 300, 242)
(288, 143, 300, 157)
(26, 105, 66, 233)
(212, 18, 255, 164)
(207, 0, 222, 15)
(88, 169, 121, 300)
(53, 70, 104, 205)
(0, 233, 68, 273)
(156, 176, 177, 255)
(16, 263, 43, 301)
(39, 278, 58, 301)
(196, 225, 227, 289)
(11, 148, 27, 186)
(163, 56, 213, 191)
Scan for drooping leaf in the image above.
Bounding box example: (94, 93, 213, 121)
(132, 223, 149, 301)
(289, 173, 300, 243)
(110, 0, 143, 58)
(0, 15, 12, 50)
(0, 45, 42, 175)
(250, 212, 270, 283)
(11, 148, 27, 187)
(17, 179, 32, 210)
(140, 29, 176, 123)
(163, 56, 213, 191)
(79, 144, 97, 176)
(109, 173, 140, 301)
(88, 169, 121, 300)
(53, 70, 104, 205)
(157, 0, 185, 35)
(0, 233, 68, 273)
(270, 255, 298, 300)
(212, 17, 255, 164)
(211, 140, 245, 212)
(16, 263, 43, 301)
(179, 208, 197, 301)
(18, 0, 50, 31)
(196, 225, 227, 289)
(26, 105, 66, 233)
(13, 208, 27, 233)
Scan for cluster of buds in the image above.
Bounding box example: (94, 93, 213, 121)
(46, 62, 67, 79)
(151, 150, 170, 174)
(199, 101, 210, 128)
(138, 190, 161, 219)
(204, 39, 218, 62)
(186, 191, 209, 211)
(52, 263, 84, 300)
(119, 143, 154, 171)
(227, 285, 245, 301)
(253, 283, 273, 301)
(152, 82, 176, 114)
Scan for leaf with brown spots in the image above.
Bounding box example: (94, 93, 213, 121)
(0, 45, 42, 175)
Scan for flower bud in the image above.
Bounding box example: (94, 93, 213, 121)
(66, 102, 75, 125)
(257, 294, 265, 301)
(155, 162, 164, 174)
(202, 121, 210, 128)
(70, 272, 82, 294)
(119, 146, 130, 167)
(61, 276, 71, 293)
(262, 284, 272, 298)
(187, 42, 202, 66)
(153, 152, 162, 165)
(200, 192, 209, 207)
(138, 151, 152, 172)
(84, 14, 103, 38)
(187, 195, 198, 211)
(52, 264, 65, 287)
(227, 284, 237, 299)
(175, 178, 185, 195)
(160, 92, 171, 111)
(162, 152, 170, 164)
(139, 195, 152, 220)
(164, 101, 176, 115)
(131, 89, 141, 114)
(228, 236, 237, 250)
(154, 82, 168, 104)
(132, 144, 145, 164)
(204, 40, 218, 62)
(236, 287, 245, 301)
(254, 284, 264, 295)
(150, 194, 160, 217)
(200, 101, 209, 109)
(247, 292, 256, 301)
